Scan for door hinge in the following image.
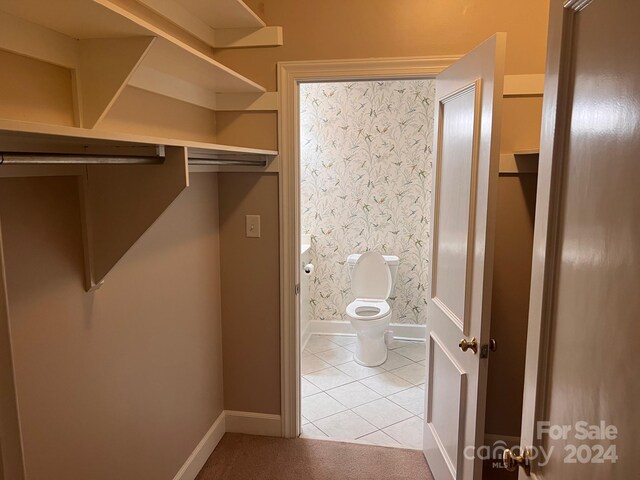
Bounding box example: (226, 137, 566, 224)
(295, 283, 300, 295)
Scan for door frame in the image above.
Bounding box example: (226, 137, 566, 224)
(276, 56, 548, 441)
(277, 56, 460, 438)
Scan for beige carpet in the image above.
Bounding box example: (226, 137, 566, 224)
(196, 433, 433, 480)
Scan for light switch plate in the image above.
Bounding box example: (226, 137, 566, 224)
(245, 215, 261, 238)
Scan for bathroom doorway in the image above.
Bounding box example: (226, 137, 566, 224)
(297, 77, 435, 448)
(279, 52, 545, 478)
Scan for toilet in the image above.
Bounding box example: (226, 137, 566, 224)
(346, 252, 399, 366)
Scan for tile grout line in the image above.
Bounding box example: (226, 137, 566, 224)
(302, 334, 425, 449)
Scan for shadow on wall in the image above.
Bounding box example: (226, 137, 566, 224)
(300, 79, 435, 325)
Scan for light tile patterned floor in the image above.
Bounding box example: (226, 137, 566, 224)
(301, 334, 426, 449)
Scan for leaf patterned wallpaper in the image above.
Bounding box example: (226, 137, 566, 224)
(300, 79, 436, 325)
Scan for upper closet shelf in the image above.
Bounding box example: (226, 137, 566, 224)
(499, 150, 539, 174)
(0, 0, 280, 126)
(135, 0, 283, 48)
(0, 119, 277, 167)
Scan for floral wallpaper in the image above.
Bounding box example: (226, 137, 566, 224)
(300, 79, 435, 325)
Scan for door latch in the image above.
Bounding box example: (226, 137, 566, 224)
(480, 338, 497, 358)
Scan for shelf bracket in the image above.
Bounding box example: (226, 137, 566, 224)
(0, 221, 26, 479)
(80, 145, 189, 291)
(75, 36, 156, 129)
(213, 26, 283, 48)
(499, 151, 540, 174)
(215, 92, 278, 111)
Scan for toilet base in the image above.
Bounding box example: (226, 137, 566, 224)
(353, 333, 388, 367)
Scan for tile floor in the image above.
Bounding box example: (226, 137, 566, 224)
(301, 334, 426, 449)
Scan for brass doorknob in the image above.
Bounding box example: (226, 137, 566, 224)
(503, 448, 530, 474)
(458, 337, 478, 354)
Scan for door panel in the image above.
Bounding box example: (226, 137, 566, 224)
(520, 1, 640, 478)
(426, 332, 467, 477)
(424, 34, 506, 480)
(432, 83, 479, 333)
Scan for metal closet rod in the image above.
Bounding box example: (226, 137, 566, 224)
(0, 152, 268, 167)
(188, 159, 267, 166)
(0, 152, 163, 165)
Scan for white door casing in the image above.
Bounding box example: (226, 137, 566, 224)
(277, 56, 460, 439)
(424, 34, 506, 480)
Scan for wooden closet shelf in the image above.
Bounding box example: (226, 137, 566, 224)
(135, 0, 283, 48)
(0, 0, 279, 123)
(499, 151, 539, 174)
(0, 120, 277, 166)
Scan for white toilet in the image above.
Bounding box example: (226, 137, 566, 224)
(346, 252, 399, 366)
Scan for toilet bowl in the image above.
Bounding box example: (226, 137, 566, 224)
(346, 252, 399, 366)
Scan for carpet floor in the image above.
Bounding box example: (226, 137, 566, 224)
(196, 433, 434, 480)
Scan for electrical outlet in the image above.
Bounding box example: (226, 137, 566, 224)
(245, 215, 261, 238)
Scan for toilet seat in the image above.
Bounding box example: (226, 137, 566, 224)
(350, 251, 392, 300)
(346, 299, 390, 321)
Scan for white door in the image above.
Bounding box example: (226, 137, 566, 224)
(424, 34, 506, 480)
(518, 1, 640, 478)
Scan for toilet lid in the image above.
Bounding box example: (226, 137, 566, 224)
(351, 251, 392, 300)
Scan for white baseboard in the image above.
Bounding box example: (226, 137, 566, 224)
(301, 321, 312, 351)
(173, 409, 282, 480)
(308, 320, 426, 341)
(172, 411, 226, 480)
(225, 410, 282, 437)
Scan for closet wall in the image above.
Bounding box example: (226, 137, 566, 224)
(0, 175, 224, 480)
(0, 4, 552, 475)
(485, 96, 542, 439)
(478, 96, 542, 480)
(218, 173, 281, 415)
(213, 0, 551, 415)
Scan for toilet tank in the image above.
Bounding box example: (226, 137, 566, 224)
(347, 253, 400, 295)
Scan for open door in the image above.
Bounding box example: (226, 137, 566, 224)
(424, 34, 506, 480)
(517, 1, 639, 478)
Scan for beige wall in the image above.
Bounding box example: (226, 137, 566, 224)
(214, 1, 550, 420)
(214, 0, 551, 152)
(486, 173, 537, 437)
(0, 2, 551, 470)
(218, 173, 281, 415)
(218, 0, 551, 89)
(0, 50, 75, 127)
(0, 174, 223, 480)
(484, 95, 541, 438)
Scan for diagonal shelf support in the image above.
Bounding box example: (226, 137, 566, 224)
(75, 36, 156, 129)
(213, 26, 283, 48)
(0, 221, 26, 479)
(79, 145, 189, 291)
